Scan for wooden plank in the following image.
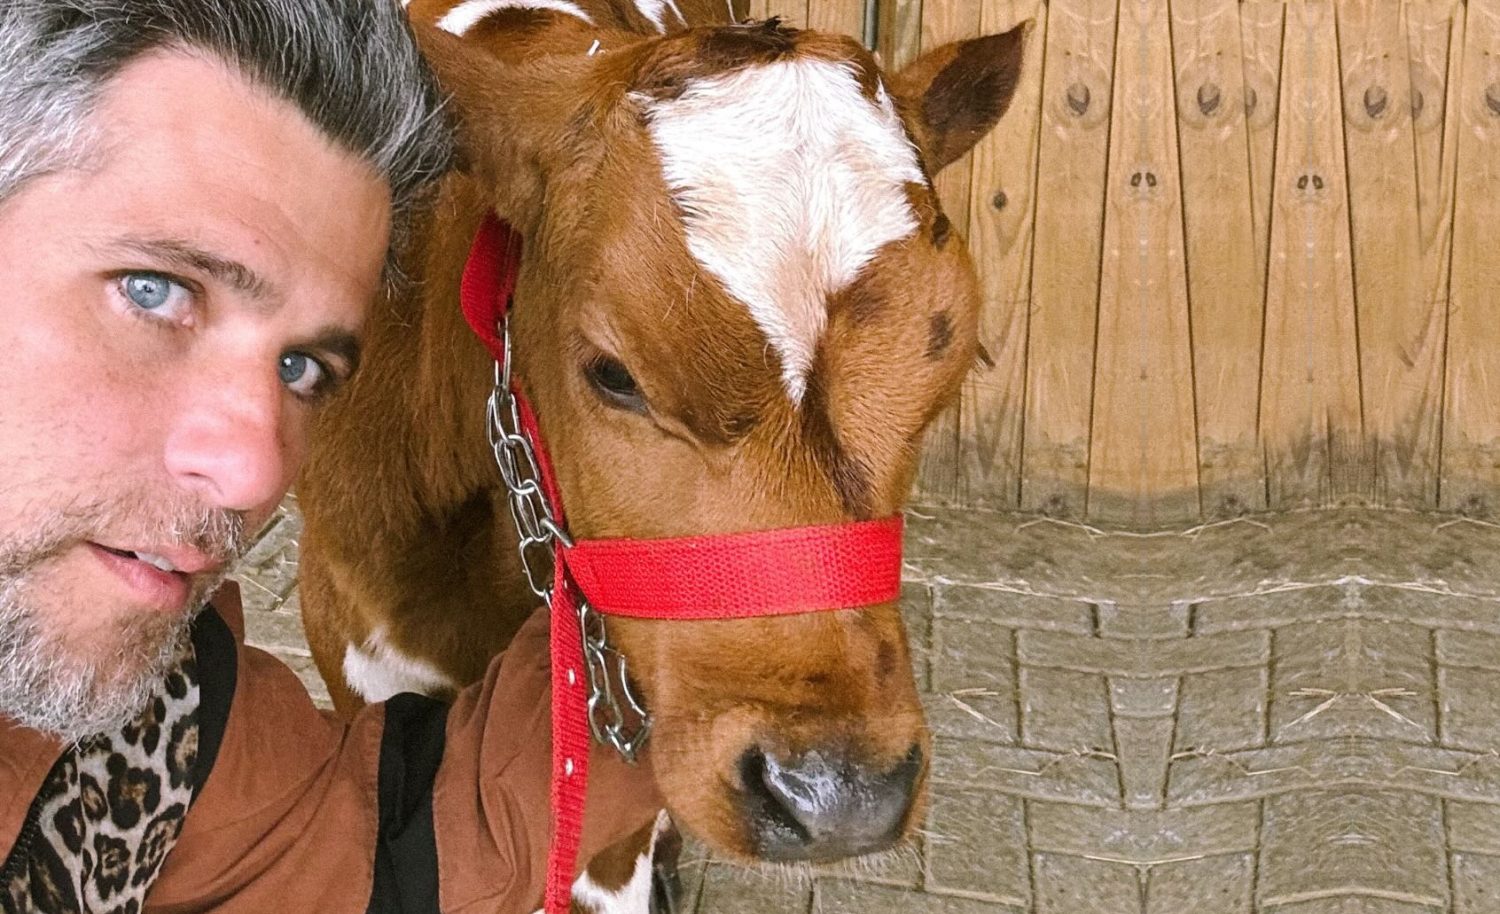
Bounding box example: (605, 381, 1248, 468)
(1442, 0, 1500, 513)
(955, 0, 1046, 510)
(912, 0, 986, 504)
(1338, 0, 1435, 506)
(1408, 0, 1461, 248)
(1086, 0, 1199, 524)
(1018, 0, 1118, 517)
(806, 0, 866, 41)
(1239, 1, 1285, 330)
(877, 0, 924, 69)
(1171, 0, 1265, 517)
(1418, 1, 1466, 511)
(1258, 1, 1365, 508)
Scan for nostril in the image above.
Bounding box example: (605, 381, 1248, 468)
(738, 748, 814, 844)
(739, 745, 924, 863)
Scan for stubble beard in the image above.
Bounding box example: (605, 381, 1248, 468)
(0, 494, 244, 744)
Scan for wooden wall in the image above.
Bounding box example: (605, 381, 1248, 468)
(738, 0, 1500, 525)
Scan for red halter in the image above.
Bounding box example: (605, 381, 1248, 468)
(458, 213, 904, 914)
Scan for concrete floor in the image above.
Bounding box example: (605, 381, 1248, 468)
(235, 502, 1500, 914)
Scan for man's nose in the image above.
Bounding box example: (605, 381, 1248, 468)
(163, 363, 294, 514)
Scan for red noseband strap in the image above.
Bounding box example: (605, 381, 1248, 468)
(459, 213, 905, 914)
(567, 517, 903, 619)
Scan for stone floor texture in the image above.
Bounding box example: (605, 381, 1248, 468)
(234, 502, 1500, 914)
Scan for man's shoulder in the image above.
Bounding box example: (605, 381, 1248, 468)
(207, 581, 247, 643)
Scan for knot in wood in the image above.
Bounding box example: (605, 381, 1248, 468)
(1196, 82, 1221, 118)
(1065, 81, 1091, 117)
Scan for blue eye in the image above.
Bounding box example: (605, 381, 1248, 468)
(122, 272, 176, 310)
(118, 271, 192, 321)
(279, 352, 328, 398)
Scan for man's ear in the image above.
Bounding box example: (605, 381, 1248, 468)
(887, 22, 1031, 175)
(410, 21, 600, 232)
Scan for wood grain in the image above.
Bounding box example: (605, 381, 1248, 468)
(1173, 0, 1266, 517)
(955, 0, 1046, 510)
(806, 0, 867, 41)
(1259, 1, 1365, 508)
(1018, 0, 1118, 518)
(1442, 0, 1500, 513)
(1338, 0, 1437, 506)
(876, 0, 924, 68)
(1086, 0, 1199, 523)
(1240, 0, 1285, 305)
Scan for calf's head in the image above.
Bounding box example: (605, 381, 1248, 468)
(417, 18, 1026, 864)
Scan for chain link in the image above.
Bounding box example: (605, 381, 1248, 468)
(486, 316, 651, 762)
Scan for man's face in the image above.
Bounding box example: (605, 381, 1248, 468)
(0, 51, 391, 740)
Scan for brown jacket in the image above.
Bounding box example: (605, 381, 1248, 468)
(0, 591, 660, 912)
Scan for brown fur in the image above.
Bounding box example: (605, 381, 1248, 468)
(298, 0, 1028, 903)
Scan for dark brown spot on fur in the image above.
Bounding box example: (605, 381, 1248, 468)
(931, 213, 951, 249)
(801, 369, 872, 517)
(926, 311, 954, 359)
(700, 18, 798, 67)
(634, 20, 799, 101)
(877, 641, 897, 680)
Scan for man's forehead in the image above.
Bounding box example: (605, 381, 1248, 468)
(72, 50, 393, 312)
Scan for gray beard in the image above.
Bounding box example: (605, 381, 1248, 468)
(0, 573, 195, 744)
(0, 494, 243, 744)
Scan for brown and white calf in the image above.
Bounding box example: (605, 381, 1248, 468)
(296, 1, 1027, 910)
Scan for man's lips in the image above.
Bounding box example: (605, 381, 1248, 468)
(86, 543, 203, 612)
(91, 542, 222, 576)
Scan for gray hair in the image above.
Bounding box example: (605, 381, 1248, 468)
(0, 0, 454, 279)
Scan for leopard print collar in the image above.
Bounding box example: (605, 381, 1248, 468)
(1, 637, 201, 914)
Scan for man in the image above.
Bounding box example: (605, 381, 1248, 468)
(0, 1, 659, 911)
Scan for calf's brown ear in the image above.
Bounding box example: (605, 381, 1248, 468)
(887, 22, 1031, 174)
(410, 21, 599, 232)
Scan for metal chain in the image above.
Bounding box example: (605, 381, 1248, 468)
(485, 316, 652, 762)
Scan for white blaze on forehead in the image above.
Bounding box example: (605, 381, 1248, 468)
(635, 59, 925, 403)
(436, 0, 594, 35)
(632, 0, 685, 32)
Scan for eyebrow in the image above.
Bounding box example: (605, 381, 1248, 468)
(110, 235, 277, 304)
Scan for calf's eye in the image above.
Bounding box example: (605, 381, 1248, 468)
(584, 356, 647, 413)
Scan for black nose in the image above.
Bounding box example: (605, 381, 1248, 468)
(739, 744, 923, 862)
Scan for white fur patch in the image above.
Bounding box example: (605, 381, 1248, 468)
(635, 62, 925, 402)
(632, 0, 684, 32)
(436, 0, 594, 35)
(573, 811, 671, 914)
(342, 629, 458, 702)
(536, 811, 670, 914)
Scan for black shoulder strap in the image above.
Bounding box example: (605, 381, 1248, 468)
(188, 605, 238, 797)
(367, 692, 450, 914)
